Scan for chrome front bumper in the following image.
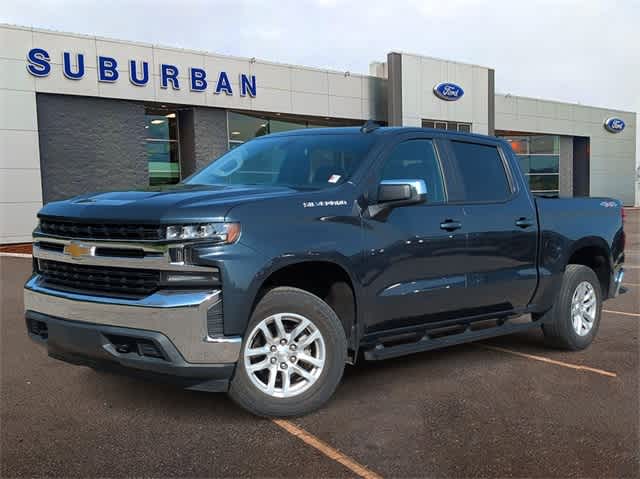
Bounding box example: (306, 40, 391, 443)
(24, 276, 241, 364)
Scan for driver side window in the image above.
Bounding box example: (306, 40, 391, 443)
(381, 139, 445, 203)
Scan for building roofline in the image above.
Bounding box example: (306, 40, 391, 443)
(387, 50, 493, 70)
(2, 23, 635, 116)
(0, 22, 380, 80)
(496, 92, 636, 116)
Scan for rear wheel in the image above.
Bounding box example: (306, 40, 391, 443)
(540, 264, 603, 350)
(229, 287, 347, 417)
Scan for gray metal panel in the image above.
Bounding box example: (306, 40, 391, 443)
(488, 69, 495, 136)
(572, 136, 590, 197)
(387, 53, 403, 126)
(36, 93, 147, 203)
(178, 109, 196, 177)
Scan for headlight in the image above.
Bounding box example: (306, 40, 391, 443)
(165, 222, 240, 243)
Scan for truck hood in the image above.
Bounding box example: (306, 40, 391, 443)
(38, 184, 302, 223)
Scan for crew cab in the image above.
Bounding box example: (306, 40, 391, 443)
(24, 125, 625, 416)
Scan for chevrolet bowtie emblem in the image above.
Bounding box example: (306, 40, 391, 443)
(63, 242, 95, 259)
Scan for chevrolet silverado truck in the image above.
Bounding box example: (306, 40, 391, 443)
(24, 125, 625, 417)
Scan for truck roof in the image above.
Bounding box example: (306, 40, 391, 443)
(264, 126, 499, 143)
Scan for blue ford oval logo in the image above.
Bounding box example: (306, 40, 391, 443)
(433, 82, 464, 101)
(604, 117, 625, 133)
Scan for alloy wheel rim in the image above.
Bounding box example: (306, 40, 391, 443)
(570, 281, 597, 336)
(243, 312, 326, 398)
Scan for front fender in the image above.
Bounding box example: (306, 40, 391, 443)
(193, 240, 364, 337)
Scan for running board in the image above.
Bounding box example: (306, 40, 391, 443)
(363, 318, 543, 361)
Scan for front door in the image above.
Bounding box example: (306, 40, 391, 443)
(360, 136, 469, 333)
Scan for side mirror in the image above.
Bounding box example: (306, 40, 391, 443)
(377, 179, 427, 207)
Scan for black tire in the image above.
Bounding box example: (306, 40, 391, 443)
(539, 264, 603, 350)
(229, 287, 347, 417)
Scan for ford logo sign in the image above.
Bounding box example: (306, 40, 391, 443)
(604, 117, 625, 133)
(433, 82, 464, 101)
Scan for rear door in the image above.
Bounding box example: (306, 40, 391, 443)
(444, 138, 538, 313)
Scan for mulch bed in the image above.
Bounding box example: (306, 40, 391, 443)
(0, 243, 32, 254)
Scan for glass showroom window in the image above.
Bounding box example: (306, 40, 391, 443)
(502, 135, 559, 196)
(227, 111, 362, 149)
(145, 109, 180, 185)
(422, 119, 471, 133)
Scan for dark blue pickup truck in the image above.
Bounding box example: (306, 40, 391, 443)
(24, 125, 625, 416)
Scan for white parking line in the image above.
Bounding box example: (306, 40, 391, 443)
(478, 344, 617, 378)
(272, 419, 383, 479)
(603, 309, 640, 318)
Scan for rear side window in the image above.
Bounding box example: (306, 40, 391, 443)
(449, 141, 511, 202)
(380, 139, 445, 203)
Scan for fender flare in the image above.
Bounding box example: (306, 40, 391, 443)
(565, 236, 612, 270)
(245, 252, 365, 345)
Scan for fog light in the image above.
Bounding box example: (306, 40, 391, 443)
(163, 272, 218, 283)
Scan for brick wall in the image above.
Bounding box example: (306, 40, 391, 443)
(36, 93, 147, 203)
(192, 107, 228, 173)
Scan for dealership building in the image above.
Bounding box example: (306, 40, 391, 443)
(0, 23, 637, 244)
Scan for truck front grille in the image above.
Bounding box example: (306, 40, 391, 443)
(39, 220, 165, 241)
(38, 260, 160, 298)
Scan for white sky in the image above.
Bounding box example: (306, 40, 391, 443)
(2, 0, 639, 169)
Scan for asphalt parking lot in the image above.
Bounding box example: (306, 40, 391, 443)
(1, 211, 638, 478)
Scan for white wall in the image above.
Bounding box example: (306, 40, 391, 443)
(2, 24, 387, 121)
(636, 112, 640, 207)
(495, 94, 636, 206)
(398, 52, 490, 134)
(0, 25, 42, 243)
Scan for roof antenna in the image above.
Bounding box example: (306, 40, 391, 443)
(361, 120, 381, 133)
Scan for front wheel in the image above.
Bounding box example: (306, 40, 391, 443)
(539, 264, 603, 350)
(229, 287, 347, 417)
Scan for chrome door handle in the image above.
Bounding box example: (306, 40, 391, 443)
(515, 218, 534, 228)
(440, 220, 462, 231)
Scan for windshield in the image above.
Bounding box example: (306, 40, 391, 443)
(185, 134, 376, 189)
